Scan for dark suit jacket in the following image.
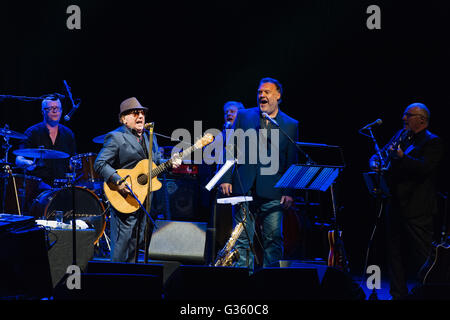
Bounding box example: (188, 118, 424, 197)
(221, 107, 299, 200)
(94, 125, 162, 185)
(384, 129, 444, 218)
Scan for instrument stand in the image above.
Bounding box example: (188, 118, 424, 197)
(207, 186, 218, 265)
(204, 155, 260, 268)
(215, 196, 256, 268)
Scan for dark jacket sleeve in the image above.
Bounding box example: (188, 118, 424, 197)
(94, 132, 122, 184)
(396, 136, 444, 178)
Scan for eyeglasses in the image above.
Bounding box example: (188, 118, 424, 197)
(43, 106, 62, 112)
(125, 110, 146, 116)
(403, 112, 423, 118)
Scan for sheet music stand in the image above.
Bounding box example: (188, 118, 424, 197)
(275, 164, 341, 192)
(275, 143, 345, 267)
(275, 140, 345, 192)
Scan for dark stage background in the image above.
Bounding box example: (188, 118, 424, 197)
(1, 1, 449, 275)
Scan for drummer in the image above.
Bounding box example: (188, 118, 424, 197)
(15, 94, 76, 189)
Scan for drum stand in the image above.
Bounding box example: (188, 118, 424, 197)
(1, 125, 22, 215)
(67, 159, 79, 265)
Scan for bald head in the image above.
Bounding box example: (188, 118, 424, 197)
(402, 102, 430, 133)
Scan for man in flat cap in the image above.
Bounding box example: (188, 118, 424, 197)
(94, 97, 181, 262)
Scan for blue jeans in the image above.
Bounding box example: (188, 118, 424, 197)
(232, 197, 284, 269)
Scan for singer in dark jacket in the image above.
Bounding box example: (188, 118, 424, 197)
(220, 78, 299, 269)
(94, 97, 180, 262)
(369, 102, 444, 300)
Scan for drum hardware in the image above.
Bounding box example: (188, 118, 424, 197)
(1, 125, 27, 214)
(1, 124, 27, 166)
(1, 125, 42, 215)
(92, 133, 107, 144)
(1, 164, 21, 215)
(1, 172, 42, 215)
(69, 153, 102, 191)
(13, 148, 70, 160)
(30, 186, 106, 245)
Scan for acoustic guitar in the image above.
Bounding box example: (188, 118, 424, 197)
(422, 238, 450, 284)
(104, 133, 214, 213)
(422, 193, 449, 284)
(327, 184, 349, 272)
(328, 229, 349, 272)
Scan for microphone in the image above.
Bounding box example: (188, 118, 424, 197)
(224, 121, 232, 129)
(144, 122, 154, 130)
(64, 105, 79, 122)
(63, 80, 80, 122)
(261, 112, 279, 127)
(360, 119, 382, 131)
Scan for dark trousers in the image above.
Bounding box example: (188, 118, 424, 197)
(109, 208, 147, 263)
(386, 204, 433, 299)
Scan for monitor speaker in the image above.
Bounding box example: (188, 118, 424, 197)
(148, 219, 207, 264)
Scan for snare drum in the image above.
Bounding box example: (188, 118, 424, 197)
(0, 173, 42, 214)
(71, 153, 103, 191)
(30, 186, 106, 244)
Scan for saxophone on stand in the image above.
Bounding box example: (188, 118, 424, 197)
(214, 201, 250, 266)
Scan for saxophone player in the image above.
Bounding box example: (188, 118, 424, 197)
(369, 103, 444, 300)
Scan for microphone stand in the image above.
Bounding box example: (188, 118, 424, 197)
(67, 162, 78, 266)
(360, 127, 389, 300)
(144, 123, 154, 264)
(0, 94, 65, 102)
(63, 80, 81, 122)
(262, 113, 314, 165)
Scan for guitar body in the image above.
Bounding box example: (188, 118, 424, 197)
(103, 159, 162, 214)
(102, 133, 214, 214)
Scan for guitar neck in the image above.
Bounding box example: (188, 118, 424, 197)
(150, 143, 198, 178)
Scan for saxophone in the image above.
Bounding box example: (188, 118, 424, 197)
(215, 221, 244, 266)
(381, 129, 413, 171)
(214, 204, 247, 266)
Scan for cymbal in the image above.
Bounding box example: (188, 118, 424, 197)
(13, 148, 70, 159)
(0, 128, 27, 140)
(92, 134, 106, 144)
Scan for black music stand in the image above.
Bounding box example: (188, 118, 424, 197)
(274, 164, 342, 192)
(275, 163, 346, 266)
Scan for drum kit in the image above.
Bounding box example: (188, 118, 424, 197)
(1, 126, 111, 249)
